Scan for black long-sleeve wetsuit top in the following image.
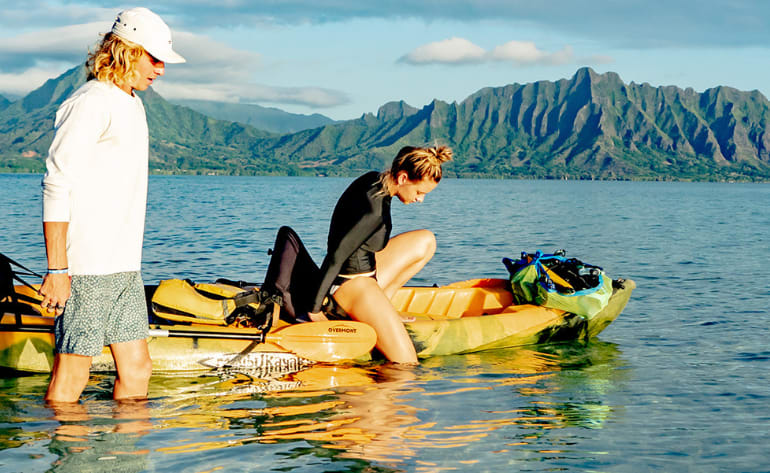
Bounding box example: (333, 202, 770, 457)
(310, 171, 392, 312)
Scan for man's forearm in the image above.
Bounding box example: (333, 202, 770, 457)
(43, 221, 69, 269)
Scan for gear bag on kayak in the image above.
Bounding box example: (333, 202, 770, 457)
(150, 278, 276, 330)
(503, 250, 612, 317)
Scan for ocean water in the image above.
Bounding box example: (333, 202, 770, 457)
(1, 174, 768, 473)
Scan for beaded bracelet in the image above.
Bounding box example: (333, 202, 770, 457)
(47, 268, 69, 274)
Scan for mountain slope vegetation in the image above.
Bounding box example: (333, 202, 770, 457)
(2, 66, 769, 181)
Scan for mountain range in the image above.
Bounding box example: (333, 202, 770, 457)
(171, 99, 336, 134)
(0, 66, 282, 175)
(1, 66, 769, 181)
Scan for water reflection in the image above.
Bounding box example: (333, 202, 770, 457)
(45, 400, 151, 473)
(0, 341, 627, 472)
(0, 374, 152, 473)
(149, 341, 626, 469)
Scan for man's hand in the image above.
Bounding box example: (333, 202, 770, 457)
(41, 221, 70, 315)
(39, 273, 71, 315)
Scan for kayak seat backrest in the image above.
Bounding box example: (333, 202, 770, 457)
(261, 226, 320, 323)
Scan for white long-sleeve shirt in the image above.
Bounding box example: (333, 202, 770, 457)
(43, 80, 149, 275)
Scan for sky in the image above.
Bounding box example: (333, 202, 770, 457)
(0, 1, 769, 120)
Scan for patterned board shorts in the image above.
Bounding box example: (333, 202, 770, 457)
(54, 271, 149, 357)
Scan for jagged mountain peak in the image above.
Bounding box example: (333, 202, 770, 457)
(18, 65, 86, 113)
(376, 101, 418, 121)
(244, 67, 770, 180)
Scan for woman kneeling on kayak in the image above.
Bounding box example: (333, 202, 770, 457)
(308, 145, 453, 364)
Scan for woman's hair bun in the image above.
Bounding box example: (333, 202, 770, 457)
(430, 145, 453, 164)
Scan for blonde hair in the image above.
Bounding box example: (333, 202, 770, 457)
(86, 33, 144, 88)
(379, 145, 453, 193)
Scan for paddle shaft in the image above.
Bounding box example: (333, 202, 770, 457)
(149, 327, 265, 341)
(0, 323, 53, 333)
(0, 323, 268, 341)
(1, 322, 376, 363)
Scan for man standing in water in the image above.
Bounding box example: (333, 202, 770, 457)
(39, 7, 185, 402)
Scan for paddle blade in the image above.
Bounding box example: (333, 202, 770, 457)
(266, 321, 376, 362)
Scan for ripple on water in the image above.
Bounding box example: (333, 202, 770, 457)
(735, 351, 770, 362)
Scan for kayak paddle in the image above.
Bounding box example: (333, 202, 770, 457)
(148, 320, 376, 363)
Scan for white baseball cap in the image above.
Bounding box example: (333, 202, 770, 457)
(111, 7, 186, 64)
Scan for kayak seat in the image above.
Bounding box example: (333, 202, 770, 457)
(391, 279, 514, 319)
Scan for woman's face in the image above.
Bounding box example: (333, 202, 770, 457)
(393, 172, 438, 204)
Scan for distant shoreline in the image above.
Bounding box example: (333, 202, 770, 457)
(2, 171, 767, 184)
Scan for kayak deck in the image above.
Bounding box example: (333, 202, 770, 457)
(401, 278, 634, 356)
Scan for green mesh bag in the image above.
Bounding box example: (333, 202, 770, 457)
(504, 251, 612, 317)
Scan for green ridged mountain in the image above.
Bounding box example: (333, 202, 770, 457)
(0, 66, 277, 174)
(250, 68, 770, 180)
(2, 66, 769, 181)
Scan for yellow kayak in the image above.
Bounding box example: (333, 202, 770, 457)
(0, 277, 634, 373)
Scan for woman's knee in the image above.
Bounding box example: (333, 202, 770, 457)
(336, 276, 380, 307)
(413, 229, 436, 260)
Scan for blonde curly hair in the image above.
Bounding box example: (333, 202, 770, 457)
(86, 33, 144, 89)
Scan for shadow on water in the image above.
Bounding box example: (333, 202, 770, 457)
(0, 340, 629, 472)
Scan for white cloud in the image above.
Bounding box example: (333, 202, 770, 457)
(0, 67, 72, 97)
(400, 38, 607, 68)
(399, 37, 486, 65)
(0, 2, 114, 26)
(166, 32, 261, 83)
(0, 22, 106, 71)
(491, 41, 574, 65)
(153, 81, 349, 108)
(490, 41, 544, 63)
(155, 33, 350, 108)
(0, 23, 349, 109)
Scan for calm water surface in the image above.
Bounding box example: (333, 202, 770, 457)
(1, 174, 768, 472)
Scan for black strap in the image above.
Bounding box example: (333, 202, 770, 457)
(214, 278, 258, 289)
(1, 253, 44, 324)
(0, 253, 42, 292)
(232, 289, 261, 308)
(226, 288, 284, 333)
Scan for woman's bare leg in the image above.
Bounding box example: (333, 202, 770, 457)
(328, 229, 435, 363)
(375, 230, 436, 298)
(333, 276, 418, 364)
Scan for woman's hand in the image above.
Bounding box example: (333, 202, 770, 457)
(307, 311, 329, 322)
